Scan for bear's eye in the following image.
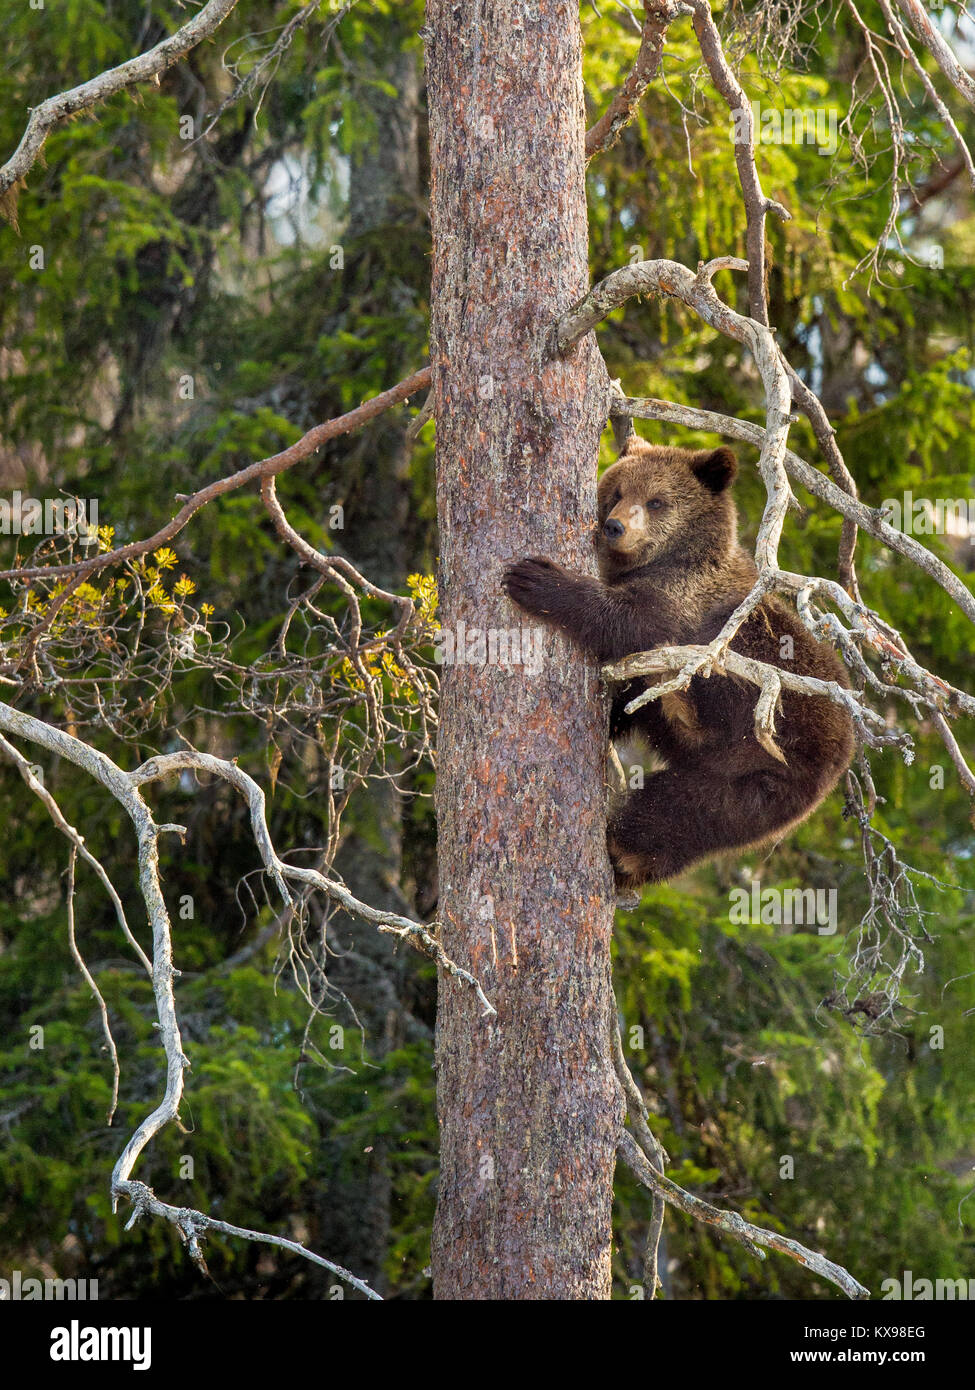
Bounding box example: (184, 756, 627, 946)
(609, 489, 621, 507)
(647, 497, 664, 510)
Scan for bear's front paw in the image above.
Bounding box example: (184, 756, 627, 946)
(501, 556, 564, 615)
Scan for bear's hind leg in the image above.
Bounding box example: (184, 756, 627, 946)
(608, 765, 819, 889)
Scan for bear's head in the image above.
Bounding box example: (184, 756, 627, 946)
(595, 438, 739, 577)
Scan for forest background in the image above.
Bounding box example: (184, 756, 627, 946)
(1, 0, 974, 1299)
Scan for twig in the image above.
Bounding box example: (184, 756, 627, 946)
(199, 1, 357, 142)
(66, 848, 121, 1126)
(613, 1022, 668, 1298)
(880, 1, 975, 192)
(0, 732, 152, 976)
(687, 0, 791, 325)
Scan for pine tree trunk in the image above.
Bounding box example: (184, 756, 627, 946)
(427, 0, 621, 1300)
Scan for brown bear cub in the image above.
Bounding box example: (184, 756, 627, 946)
(502, 438, 854, 889)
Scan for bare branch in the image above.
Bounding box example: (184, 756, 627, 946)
(199, 0, 356, 142)
(66, 848, 121, 1126)
(0, 731, 153, 976)
(612, 1022, 668, 1298)
(880, 0, 975, 191)
(844, 0, 910, 286)
(129, 750, 497, 1017)
(614, 1013, 869, 1298)
(930, 710, 975, 802)
(687, 0, 791, 324)
(604, 640, 893, 751)
(833, 761, 944, 1029)
(119, 1178, 382, 1299)
(0, 699, 492, 1295)
(0, 366, 432, 585)
(779, 361, 864, 598)
(895, 0, 975, 109)
(558, 255, 795, 576)
(585, 1, 688, 160)
(619, 1130, 870, 1299)
(676, 1, 863, 590)
(0, 0, 241, 216)
(261, 475, 415, 642)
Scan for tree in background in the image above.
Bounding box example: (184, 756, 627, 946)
(0, 0, 973, 1300)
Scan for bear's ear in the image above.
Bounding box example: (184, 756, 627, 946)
(691, 446, 737, 493)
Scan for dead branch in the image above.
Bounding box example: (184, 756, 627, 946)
(66, 848, 121, 1126)
(557, 255, 795, 577)
(880, 2, 975, 193)
(687, 0, 791, 325)
(619, 1129, 870, 1298)
(612, 1022, 668, 1298)
(0, 0, 241, 216)
(118, 1177, 382, 1299)
(585, 1, 688, 160)
(0, 366, 432, 586)
(604, 640, 894, 755)
(0, 698, 492, 1294)
(894, 0, 975, 110)
(199, 0, 357, 142)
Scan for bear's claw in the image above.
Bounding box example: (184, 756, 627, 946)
(501, 556, 561, 612)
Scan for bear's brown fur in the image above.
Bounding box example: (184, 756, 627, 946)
(502, 438, 855, 888)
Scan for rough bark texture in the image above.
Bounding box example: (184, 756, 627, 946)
(427, 0, 621, 1300)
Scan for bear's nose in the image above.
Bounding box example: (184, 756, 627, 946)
(603, 518, 625, 540)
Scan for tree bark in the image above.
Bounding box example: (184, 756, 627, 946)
(427, 0, 621, 1300)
